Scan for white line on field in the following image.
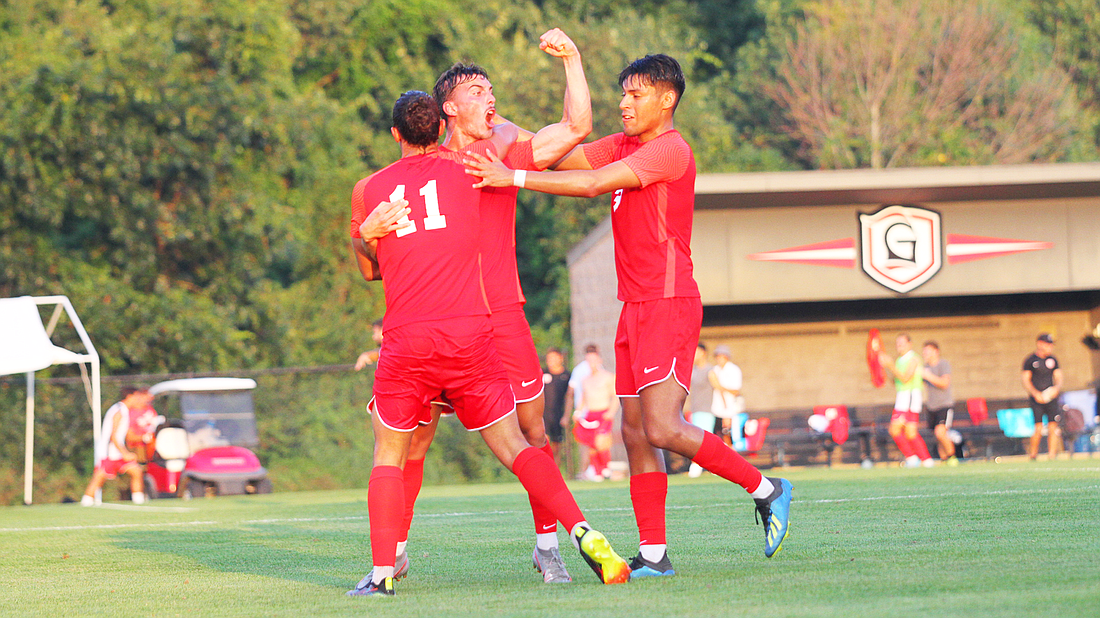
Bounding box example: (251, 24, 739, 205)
(0, 520, 220, 532)
(807, 484, 1100, 504)
(2, 484, 1096, 534)
(96, 503, 199, 513)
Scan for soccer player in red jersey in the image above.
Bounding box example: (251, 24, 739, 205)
(354, 28, 593, 585)
(465, 54, 794, 575)
(345, 91, 628, 597)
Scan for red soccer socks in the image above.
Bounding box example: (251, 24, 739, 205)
(368, 465, 404, 573)
(528, 442, 561, 534)
(693, 431, 765, 493)
(513, 447, 584, 532)
(401, 457, 425, 541)
(629, 471, 668, 546)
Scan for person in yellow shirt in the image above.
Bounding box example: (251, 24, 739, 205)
(880, 334, 933, 467)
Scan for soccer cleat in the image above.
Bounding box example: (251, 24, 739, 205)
(946, 456, 959, 467)
(346, 552, 409, 596)
(532, 546, 572, 583)
(573, 526, 630, 584)
(754, 477, 792, 558)
(629, 551, 675, 577)
(346, 576, 394, 597)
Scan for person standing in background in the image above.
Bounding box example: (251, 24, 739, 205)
(1022, 333, 1063, 460)
(542, 347, 571, 463)
(881, 334, 933, 468)
(354, 319, 385, 371)
(922, 341, 956, 465)
(573, 345, 617, 481)
(709, 345, 743, 448)
(687, 343, 716, 477)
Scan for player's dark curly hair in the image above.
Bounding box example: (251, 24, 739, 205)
(393, 90, 440, 147)
(432, 62, 490, 118)
(618, 54, 686, 111)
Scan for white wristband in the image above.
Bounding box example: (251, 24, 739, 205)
(513, 170, 527, 189)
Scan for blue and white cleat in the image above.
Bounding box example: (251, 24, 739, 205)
(629, 551, 675, 577)
(754, 477, 792, 558)
(346, 576, 394, 597)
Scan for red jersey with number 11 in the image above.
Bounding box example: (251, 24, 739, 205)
(349, 148, 492, 332)
(581, 130, 699, 302)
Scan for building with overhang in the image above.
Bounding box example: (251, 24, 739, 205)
(567, 162, 1100, 417)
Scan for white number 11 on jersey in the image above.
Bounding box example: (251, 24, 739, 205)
(391, 180, 447, 238)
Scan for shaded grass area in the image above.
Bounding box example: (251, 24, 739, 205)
(1, 459, 1098, 617)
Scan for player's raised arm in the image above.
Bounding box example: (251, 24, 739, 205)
(491, 29, 591, 169)
(464, 149, 639, 197)
(526, 28, 592, 168)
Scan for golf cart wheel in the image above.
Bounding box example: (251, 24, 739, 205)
(143, 474, 159, 500)
(251, 478, 273, 494)
(179, 478, 215, 500)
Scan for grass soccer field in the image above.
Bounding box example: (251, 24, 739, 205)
(1, 458, 1097, 618)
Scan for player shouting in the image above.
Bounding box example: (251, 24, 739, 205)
(345, 91, 628, 597)
(353, 28, 594, 586)
(465, 54, 794, 576)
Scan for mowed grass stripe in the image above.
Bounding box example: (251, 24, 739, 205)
(1, 460, 1097, 618)
(4, 481, 1095, 533)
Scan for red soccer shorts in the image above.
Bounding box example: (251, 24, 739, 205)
(573, 410, 613, 448)
(372, 316, 516, 432)
(614, 297, 702, 397)
(489, 306, 544, 403)
(367, 395, 453, 425)
(97, 458, 138, 479)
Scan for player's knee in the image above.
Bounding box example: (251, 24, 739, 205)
(641, 417, 680, 450)
(519, 423, 546, 447)
(620, 419, 647, 448)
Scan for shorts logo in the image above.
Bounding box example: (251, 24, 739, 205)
(643, 365, 660, 374)
(521, 378, 538, 388)
(859, 204, 942, 293)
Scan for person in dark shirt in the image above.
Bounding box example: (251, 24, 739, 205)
(1021, 333, 1064, 460)
(542, 347, 571, 459)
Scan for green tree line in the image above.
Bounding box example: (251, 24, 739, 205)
(2, 0, 1098, 502)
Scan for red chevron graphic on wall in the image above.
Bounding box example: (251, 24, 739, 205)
(747, 207, 1054, 293)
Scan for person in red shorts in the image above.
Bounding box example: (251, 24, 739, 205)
(81, 386, 152, 506)
(344, 91, 628, 597)
(432, 28, 591, 583)
(351, 28, 594, 585)
(465, 54, 794, 576)
(572, 344, 617, 481)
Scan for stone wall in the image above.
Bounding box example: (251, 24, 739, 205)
(700, 310, 1096, 413)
